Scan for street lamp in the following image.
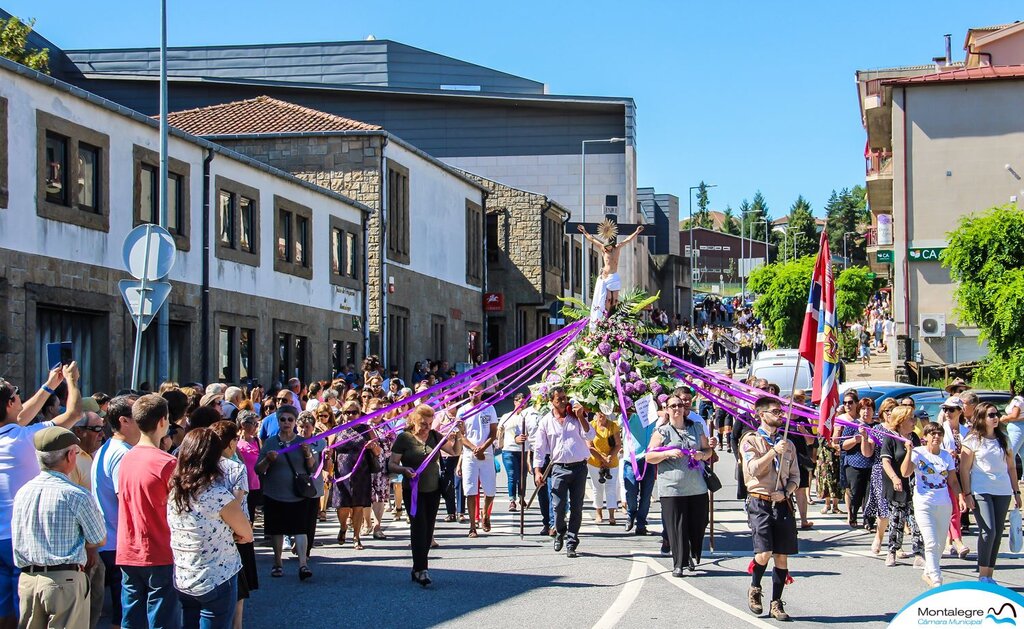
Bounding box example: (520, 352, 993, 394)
(739, 207, 758, 299)
(754, 219, 769, 268)
(688, 184, 717, 298)
(843, 230, 859, 270)
(581, 137, 626, 297)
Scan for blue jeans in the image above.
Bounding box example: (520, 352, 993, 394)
(180, 575, 237, 629)
(501, 451, 522, 500)
(121, 565, 181, 629)
(1007, 422, 1024, 464)
(623, 459, 656, 531)
(0, 538, 18, 619)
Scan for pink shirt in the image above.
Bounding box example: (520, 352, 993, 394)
(236, 437, 261, 490)
(532, 411, 594, 467)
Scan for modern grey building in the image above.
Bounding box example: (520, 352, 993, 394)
(36, 34, 651, 307)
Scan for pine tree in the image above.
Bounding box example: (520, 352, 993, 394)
(787, 195, 818, 258)
(721, 204, 740, 235)
(695, 181, 713, 228)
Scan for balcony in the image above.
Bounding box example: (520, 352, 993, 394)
(865, 152, 893, 215)
(863, 79, 892, 152)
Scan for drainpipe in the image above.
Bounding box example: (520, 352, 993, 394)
(901, 87, 912, 338)
(200, 147, 214, 384)
(361, 194, 370, 365)
(480, 190, 489, 359)
(379, 136, 389, 366)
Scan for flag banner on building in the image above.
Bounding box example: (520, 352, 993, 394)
(799, 231, 840, 438)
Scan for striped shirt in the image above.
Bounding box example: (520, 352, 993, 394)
(12, 470, 106, 567)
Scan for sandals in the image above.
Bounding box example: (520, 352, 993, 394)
(299, 566, 313, 581)
(353, 540, 365, 551)
(444, 514, 457, 522)
(271, 566, 283, 578)
(957, 546, 971, 559)
(372, 530, 387, 540)
(337, 531, 346, 545)
(482, 517, 491, 533)
(467, 529, 479, 538)
(430, 539, 440, 549)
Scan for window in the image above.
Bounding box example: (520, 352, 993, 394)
(386, 161, 410, 263)
(213, 176, 259, 265)
(77, 143, 100, 212)
(573, 241, 583, 293)
(589, 250, 599, 285)
(274, 330, 308, 384)
(562, 237, 570, 286)
(387, 306, 409, 379)
(0, 97, 7, 208)
(543, 216, 561, 270)
(35, 306, 106, 394)
(431, 316, 446, 362)
(137, 321, 191, 389)
(486, 213, 500, 264)
(36, 111, 110, 231)
(133, 146, 190, 248)
(332, 340, 359, 376)
(218, 326, 234, 382)
(328, 216, 361, 289)
(466, 200, 484, 286)
(274, 196, 313, 279)
(44, 133, 68, 206)
(239, 328, 254, 380)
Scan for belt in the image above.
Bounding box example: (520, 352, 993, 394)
(749, 492, 774, 502)
(23, 564, 84, 573)
(554, 460, 586, 468)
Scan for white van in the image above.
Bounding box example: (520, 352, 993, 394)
(747, 356, 813, 397)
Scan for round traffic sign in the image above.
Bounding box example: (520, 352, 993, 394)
(122, 224, 176, 280)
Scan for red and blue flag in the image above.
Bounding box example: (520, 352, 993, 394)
(799, 231, 840, 438)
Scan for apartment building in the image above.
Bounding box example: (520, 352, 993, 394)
(856, 23, 1024, 365)
(0, 58, 369, 392)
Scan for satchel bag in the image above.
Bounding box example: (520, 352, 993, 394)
(284, 448, 319, 499)
(1010, 508, 1023, 554)
(702, 464, 723, 493)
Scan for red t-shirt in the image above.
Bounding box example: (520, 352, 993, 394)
(116, 445, 177, 566)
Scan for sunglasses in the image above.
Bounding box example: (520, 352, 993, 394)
(264, 405, 276, 412)
(941, 407, 961, 412)
(843, 400, 857, 405)
(278, 417, 296, 423)
(765, 409, 786, 416)
(317, 414, 331, 418)
(343, 410, 360, 416)
(667, 403, 684, 409)
(80, 426, 104, 433)
(241, 420, 256, 425)
(987, 412, 1000, 418)
(2, 386, 19, 402)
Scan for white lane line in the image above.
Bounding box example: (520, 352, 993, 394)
(638, 556, 775, 629)
(592, 556, 647, 629)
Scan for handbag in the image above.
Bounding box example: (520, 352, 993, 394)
(702, 464, 723, 493)
(284, 448, 318, 499)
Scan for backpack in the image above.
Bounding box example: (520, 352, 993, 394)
(859, 331, 871, 345)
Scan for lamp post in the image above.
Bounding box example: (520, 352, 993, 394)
(754, 219, 769, 269)
(689, 184, 717, 298)
(843, 230, 859, 270)
(739, 207, 758, 299)
(581, 137, 625, 298)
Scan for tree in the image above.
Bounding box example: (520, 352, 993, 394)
(720, 204, 740, 235)
(0, 16, 49, 74)
(942, 204, 1024, 390)
(749, 256, 875, 349)
(825, 186, 870, 266)
(742, 191, 771, 236)
(787, 195, 818, 259)
(694, 181, 713, 228)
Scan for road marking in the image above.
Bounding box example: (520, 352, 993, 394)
(591, 556, 647, 629)
(638, 555, 775, 629)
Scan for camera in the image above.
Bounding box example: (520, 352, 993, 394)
(598, 468, 611, 484)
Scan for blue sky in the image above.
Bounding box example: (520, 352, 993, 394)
(11, 1, 1022, 218)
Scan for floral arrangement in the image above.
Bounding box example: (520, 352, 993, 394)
(529, 289, 678, 415)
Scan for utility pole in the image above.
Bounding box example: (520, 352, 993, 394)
(156, 0, 170, 384)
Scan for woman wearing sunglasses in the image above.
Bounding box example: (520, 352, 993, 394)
(329, 401, 380, 549)
(900, 421, 965, 587)
(960, 402, 1020, 584)
(938, 398, 970, 559)
(838, 392, 874, 528)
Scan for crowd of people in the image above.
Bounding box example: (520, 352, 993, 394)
(0, 327, 1021, 626)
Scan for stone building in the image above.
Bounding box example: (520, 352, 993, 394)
(0, 59, 369, 392)
(458, 172, 570, 359)
(166, 96, 487, 376)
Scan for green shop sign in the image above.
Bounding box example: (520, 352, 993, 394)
(875, 250, 894, 263)
(907, 247, 945, 262)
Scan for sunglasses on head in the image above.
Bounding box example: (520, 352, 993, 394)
(1, 386, 20, 402)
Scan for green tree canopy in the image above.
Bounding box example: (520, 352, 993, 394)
(0, 16, 48, 74)
(720, 204, 740, 235)
(749, 256, 873, 348)
(786, 195, 818, 259)
(825, 186, 870, 266)
(942, 204, 1024, 389)
(695, 181, 713, 228)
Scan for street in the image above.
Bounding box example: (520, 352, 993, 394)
(245, 444, 1022, 628)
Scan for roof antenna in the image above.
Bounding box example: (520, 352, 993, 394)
(365, 34, 376, 41)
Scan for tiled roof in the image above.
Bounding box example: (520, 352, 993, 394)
(883, 65, 1024, 86)
(163, 96, 381, 135)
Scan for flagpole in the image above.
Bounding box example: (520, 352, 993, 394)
(774, 354, 802, 493)
(519, 412, 526, 540)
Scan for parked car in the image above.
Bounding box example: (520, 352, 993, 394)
(757, 349, 799, 361)
(909, 390, 1014, 422)
(747, 356, 812, 397)
(845, 385, 939, 412)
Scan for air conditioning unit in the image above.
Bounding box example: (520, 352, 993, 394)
(919, 313, 946, 338)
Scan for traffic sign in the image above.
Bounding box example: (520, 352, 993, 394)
(122, 224, 176, 280)
(118, 280, 172, 332)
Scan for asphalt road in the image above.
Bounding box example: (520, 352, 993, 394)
(244, 447, 1023, 629)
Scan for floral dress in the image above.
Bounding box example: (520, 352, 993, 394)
(329, 424, 374, 508)
(370, 424, 395, 504)
(864, 425, 893, 520)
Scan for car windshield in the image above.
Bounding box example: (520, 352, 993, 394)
(751, 365, 811, 395)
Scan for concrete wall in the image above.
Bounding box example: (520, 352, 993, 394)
(0, 64, 366, 389)
(891, 81, 1024, 363)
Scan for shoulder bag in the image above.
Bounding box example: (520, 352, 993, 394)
(283, 447, 318, 499)
(670, 424, 722, 493)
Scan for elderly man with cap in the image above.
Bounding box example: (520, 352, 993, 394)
(0, 363, 83, 629)
(12, 426, 105, 629)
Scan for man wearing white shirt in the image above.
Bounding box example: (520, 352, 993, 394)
(533, 387, 595, 558)
(456, 384, 498, 537)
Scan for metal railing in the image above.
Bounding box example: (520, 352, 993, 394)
(866, 152, 893, 177)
